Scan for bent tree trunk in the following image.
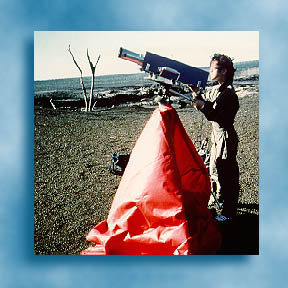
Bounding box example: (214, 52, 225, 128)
(68, 45, 88, 111)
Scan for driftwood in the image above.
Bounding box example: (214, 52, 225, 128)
(50, 98, 56, 110)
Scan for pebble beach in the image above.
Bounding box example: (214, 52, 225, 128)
(34, 82, 259, 255)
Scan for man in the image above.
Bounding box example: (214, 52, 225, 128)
(191, 54, 240, 222)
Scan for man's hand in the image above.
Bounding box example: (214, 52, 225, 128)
(193, 99, 205, 110)
(188, 84, 200, 93)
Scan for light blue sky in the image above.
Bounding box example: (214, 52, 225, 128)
(1, 0, 288, 287)
(34, 31, 259, 80)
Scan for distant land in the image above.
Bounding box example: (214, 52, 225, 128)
(200, 59, 259, 76)
(34, 60, 259, 95)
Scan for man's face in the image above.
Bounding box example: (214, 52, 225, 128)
(209, 60, 226, 83)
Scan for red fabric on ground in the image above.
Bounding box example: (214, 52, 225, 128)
(81, 105, 221, 255)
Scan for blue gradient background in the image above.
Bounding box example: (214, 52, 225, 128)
(1, 0, 287, 287)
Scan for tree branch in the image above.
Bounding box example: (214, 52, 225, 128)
(68, 44, 88, 111)
(68, 45, 83, 75)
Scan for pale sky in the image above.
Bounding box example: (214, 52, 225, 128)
(34, 31, 259, 81)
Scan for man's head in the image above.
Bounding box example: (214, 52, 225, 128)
(209, 54, 236, 85)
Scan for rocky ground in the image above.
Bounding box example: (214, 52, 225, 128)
(34, 83, 259, 255)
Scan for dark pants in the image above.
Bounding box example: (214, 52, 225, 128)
(216, 158, 240, 218)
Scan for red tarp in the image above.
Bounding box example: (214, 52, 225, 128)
(81, 104, 221, 255)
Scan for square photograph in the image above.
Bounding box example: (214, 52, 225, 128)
(34, 31, 259, 255)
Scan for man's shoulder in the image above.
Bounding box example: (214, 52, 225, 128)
(222, 85, 237, 96)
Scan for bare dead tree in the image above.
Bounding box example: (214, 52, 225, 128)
(87, 49, 101, 111)
(68, 45, 89, 111)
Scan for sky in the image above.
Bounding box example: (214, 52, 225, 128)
(1, 0, 288, 287)
(34, 31, 259, 80)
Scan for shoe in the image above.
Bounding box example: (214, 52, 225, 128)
(208, 199, 224, 209)
(215, 214, 232, 223)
